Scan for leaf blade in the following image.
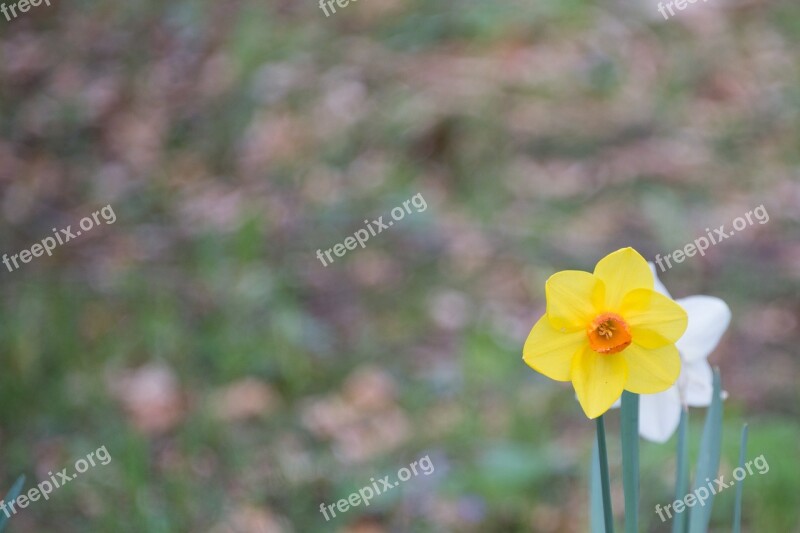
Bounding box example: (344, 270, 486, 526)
(620, 391, 639, 533)
(687, 369, 724, 533)
(0, 475, 26, 532)
(733, 424, 749, 533)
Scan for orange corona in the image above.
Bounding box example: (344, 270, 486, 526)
(587, 313, 632, 355)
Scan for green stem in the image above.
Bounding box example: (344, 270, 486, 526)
(590, 441, 605, 532)
(596, 415, 615, 533)
(672, 408, 689, 533)
(733, 424, 749, 533)
(620, 392, 639, 533)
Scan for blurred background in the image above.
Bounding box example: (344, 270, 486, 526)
(0, 0, 798, 531)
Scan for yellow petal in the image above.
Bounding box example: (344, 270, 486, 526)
(622, 342, 681, 394)
(523, 315, 587, 382)
(593, 248, 653, 312)
(545, 270, 604, 331)
(621, 288, 688, 348)
(571, 346, 628, 419)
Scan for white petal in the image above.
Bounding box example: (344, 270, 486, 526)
(638, 387, 682, 443)
(648, 262, 672, 298)
(682, 359, 713, 407)
(674, 296, 732, 362)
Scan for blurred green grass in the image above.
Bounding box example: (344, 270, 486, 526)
(0, 0, 799, 531)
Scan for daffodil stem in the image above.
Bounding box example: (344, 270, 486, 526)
(620, 392, 639, 533)
(596, 415, 615, 533)
(733, 424, 749, 533)
(672, 408, 689, 533)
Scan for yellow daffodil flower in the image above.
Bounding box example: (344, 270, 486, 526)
(523, 247, 688, 419)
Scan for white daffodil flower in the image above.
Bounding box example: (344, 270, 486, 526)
(634, 264, 731, 442)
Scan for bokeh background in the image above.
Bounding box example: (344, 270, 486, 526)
(0, 0, 798, 531)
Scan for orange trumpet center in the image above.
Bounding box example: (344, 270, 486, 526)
(587, 312, 632, 355)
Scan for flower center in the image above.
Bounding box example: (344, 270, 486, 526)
(587, 312, 632, 355)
